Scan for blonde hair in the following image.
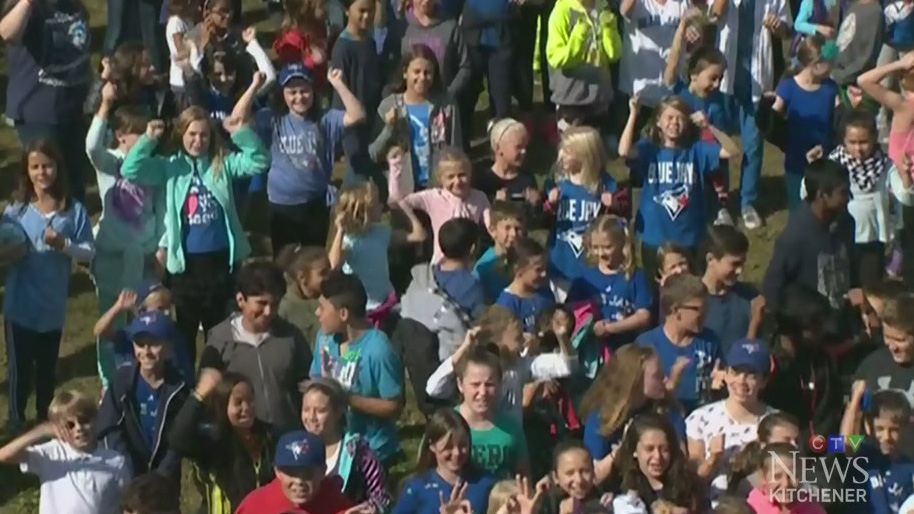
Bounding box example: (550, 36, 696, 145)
(556, 126, 606, 193)
(333, 182, 379, 237)
(486, 480, 520, 514)
(489, 118, 527, 152)
(643, 96, 700, 146)
(174, 106, 228, 178)
(584, 215, 635, 278)
(579, 344, 663, 437)
(48, 389, 98, 424)
(433, 146, 473, 187)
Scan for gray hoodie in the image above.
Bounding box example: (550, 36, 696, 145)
(400, 263, 474, 362)
(401, 13, 472, 98)
(199, 315, 313, 431)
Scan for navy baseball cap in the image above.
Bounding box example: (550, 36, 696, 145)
(275, 431, 325, 470)
(127, 311, 177, 342)
(726, 339, 771, 375)
(279, 64, 313, 87)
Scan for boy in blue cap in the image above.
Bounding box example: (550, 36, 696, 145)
(236, 430, 370, 514)
(94, 280, 194, 386)
(685, 339, 776, 506)
(97, 311, 189, 480)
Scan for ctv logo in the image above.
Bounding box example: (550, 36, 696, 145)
(808, 434, 865, 454)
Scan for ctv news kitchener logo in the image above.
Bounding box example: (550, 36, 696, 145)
(765, 435, 871, 504)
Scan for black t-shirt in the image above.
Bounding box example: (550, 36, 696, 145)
(854, 348, 914, 460)
(473, 163, 538, 202)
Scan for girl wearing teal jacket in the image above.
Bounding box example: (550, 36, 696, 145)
(119, 106, 270, 363)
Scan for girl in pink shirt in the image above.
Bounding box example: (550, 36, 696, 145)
(746, 442, 826, 514)
(393, 147, 490, 263)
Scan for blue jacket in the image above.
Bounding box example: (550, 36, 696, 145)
(97, 363, 189, 480)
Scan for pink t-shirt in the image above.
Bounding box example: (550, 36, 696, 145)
(401, 187, 490, 263)
(747, 488, 827, 514)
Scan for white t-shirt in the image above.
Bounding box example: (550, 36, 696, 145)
(619, 0, 690, 107)
(22, 440, 130, 514)
(685, 400, 777, 506)
(166, 15, 192, 88)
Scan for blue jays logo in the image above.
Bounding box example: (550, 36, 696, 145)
(559, 230, 585, 258)
(653, 184, 690, 220)
(741, 343, 760, 354)
(285, 440, 310, 461)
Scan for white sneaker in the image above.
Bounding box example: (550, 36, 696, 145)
(714, 208, 734, 226)
(741, 206, 764, 230)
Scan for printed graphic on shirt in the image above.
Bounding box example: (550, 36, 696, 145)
(648, 160, 695, 221)
(816, 246, 851, 309)
(279, 127, 321, 171)
(38, 11, 91, 88)
(692, 348, 714, 397)
(408, 109, 430, 170)
(109, 164, 150, 232)
(557, 198, 604, 258)
(329, 349, 361, 391)
(185, 174, 220, 227)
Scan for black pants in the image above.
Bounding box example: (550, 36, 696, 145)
(167, 251, 235, 366)
(6, 322, 62, 424)
(465, 44, 515, 138)
(515, 2, 554, 111)
(270, 200, 331, 259)
(391, 318, 451, 417)
(853, 242, 885, 289)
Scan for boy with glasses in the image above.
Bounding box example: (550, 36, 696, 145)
(636, 273, 722, 414)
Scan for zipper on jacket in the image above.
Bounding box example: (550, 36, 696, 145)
(255, 348, 273, 423)
(148, 382, 186, 468)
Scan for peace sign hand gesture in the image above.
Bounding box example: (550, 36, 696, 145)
(440, 481, 472, 514)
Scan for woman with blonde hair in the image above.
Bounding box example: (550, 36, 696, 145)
(119, 104, 269, 361)
(545, 126, 628, 301)
(580, 344, 685, 483)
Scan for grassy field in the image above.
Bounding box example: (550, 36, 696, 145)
(0, 2, 792, 512)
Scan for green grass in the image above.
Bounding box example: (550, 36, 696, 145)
(0, 3, 790, 512)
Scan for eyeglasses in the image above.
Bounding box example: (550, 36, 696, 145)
(64, 416, 94, 430)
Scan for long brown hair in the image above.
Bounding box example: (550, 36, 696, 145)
(413, 408, 473, 475)
(13, 139, 71, 212)
(173, 106, 228, 177)
(579, 344, 662, 437)
(614, 413, 705, 511)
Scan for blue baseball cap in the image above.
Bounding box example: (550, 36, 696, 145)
(726, 339, 771, 375)
(279, 63, 313, 87)
(127, 311, 178, 342)
(275, 430, 325, 469)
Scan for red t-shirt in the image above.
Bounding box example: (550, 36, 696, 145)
(234, 476, 353, 514)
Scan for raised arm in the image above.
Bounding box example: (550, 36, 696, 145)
(0, 0, 33, 44)
(328, 67, 366, 127)
(858, 52, 914, 114)
(86, 82, 121, 176)
(120, 121, 171, 186)
(221, 118, 271, 178)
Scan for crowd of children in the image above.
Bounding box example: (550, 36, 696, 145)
(3, 0, 914, 512)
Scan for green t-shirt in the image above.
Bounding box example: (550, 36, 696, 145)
(460, 409, 528, 478)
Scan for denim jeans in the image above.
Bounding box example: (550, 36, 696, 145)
(728, 92, 764, 210)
